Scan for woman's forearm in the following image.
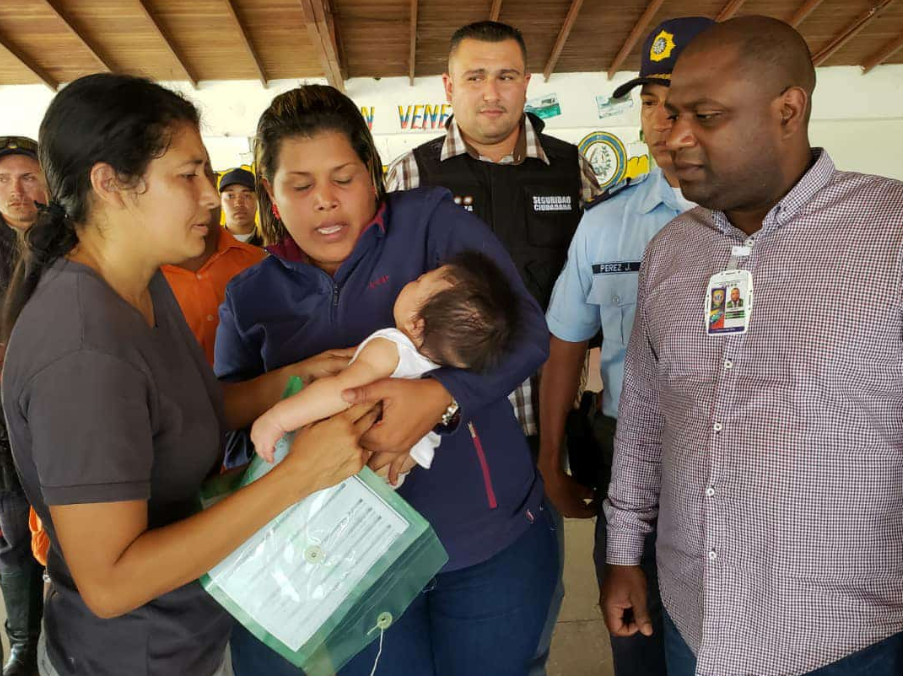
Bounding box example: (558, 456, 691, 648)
(64, 464, 310, 619)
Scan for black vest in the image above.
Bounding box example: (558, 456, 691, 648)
(412, 114, 583, 310)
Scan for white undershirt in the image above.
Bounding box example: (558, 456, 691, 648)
(231, 231, 254, 243)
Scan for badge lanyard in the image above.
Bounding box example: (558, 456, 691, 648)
(705, 242, 754, 336)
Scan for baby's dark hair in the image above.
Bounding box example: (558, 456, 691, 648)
(418, 251, 521, 373)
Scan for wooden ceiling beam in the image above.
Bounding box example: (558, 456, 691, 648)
(812, 0, 896, 67)
(42, 0, 114, 73)
(489, 0, 503, 22)
(716, 0, 747, 21)
(607, 0, 666, 80)
(223, 0, 268, 86)
(788, 0, 827, 28)
(861, 32, 903, 73)
(409, 0, 418, 85)
(135, 0, 198, 87)
(0, 33, 57, 90)
(543, 0, 585, 81)
(298, 0, 344, 91)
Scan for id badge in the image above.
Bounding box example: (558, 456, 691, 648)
(705, 269, 753, 336)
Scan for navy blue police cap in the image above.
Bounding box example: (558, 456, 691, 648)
(218, 167, 256, 193)
(0, 136, 38, 162)
(612, 16, 716, 100)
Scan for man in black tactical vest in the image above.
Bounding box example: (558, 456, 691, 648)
(386, 21, 601, 676)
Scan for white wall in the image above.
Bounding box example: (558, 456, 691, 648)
(0, 64, 901, 180)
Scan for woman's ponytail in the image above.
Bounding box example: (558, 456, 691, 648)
(0, 73, 200, 343)
(2, 202, 78, 341)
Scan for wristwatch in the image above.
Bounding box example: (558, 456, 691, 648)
(438, 398, 460, 429)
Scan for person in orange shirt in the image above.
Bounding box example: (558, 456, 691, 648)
(163, 165, 266, 365)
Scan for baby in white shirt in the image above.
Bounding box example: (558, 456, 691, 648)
(251, 251, 520, 485)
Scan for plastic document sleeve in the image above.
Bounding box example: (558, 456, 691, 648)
(199, 377, 448, 675)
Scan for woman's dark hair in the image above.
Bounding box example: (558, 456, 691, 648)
(254, 85, 385, 245)
(418, 251, 521, 373)
(2, 73, 199, 341)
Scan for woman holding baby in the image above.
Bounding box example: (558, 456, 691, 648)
(216, 85, 558, 676)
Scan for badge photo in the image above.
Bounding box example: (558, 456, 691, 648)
(705, 269, 753, 336)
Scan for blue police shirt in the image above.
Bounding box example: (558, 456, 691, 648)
(546, 167, 695, 419)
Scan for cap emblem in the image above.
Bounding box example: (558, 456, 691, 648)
(650, 30, 676, 62)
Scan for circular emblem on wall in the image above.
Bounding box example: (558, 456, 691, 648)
(650, 30, 676, 62)
(578, 131, 627, 190)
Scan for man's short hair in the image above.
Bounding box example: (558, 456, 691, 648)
(449, 21, 527, 67)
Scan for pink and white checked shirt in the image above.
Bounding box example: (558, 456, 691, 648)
(605, 150, 903, 676)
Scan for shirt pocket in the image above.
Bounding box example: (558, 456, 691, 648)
(588, 273, 639, 346)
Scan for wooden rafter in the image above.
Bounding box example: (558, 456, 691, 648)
(607, 0, 666, 80)
(0, 33, 57, 90)
(298, 0, 344, 91)
(409, 0, 418, 85)
(788, 0, 827, 28)
(223, 0, 267, 86)
(862, 32, 903, 73)
(812, 0, 896, 67)
(716, 0, 747, 21)
(42, 0, 114, 73)
(543, 0, 585, 81)
(135, 0, 198, 87)
(489, 0, 503, 21)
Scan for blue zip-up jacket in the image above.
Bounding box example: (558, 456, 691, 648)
(214, 187, 550, 571)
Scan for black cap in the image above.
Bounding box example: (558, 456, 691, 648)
(0, 136, 38, 162)
(612, 17, 716, 100)
(218, 167, 256, 192)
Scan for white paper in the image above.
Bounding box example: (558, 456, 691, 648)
(207, 436, 410, 651)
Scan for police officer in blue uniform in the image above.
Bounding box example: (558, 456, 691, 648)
(538, 16, 715, 676)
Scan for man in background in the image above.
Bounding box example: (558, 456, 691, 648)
(219, 167, 261, 247)
(0, 135, 48, 676)
(163, 161, 265, 366)
(387, 21, 601, 675)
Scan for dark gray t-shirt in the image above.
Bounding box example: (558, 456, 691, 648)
(2, 259, 233, 676)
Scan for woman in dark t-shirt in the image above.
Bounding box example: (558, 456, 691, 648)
(0, 74, 377, 676)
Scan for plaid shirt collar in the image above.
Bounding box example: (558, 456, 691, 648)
(440, 114, 550, 166)
(711, 148, 834, 236)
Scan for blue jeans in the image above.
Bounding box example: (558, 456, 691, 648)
(529, 500, 564, 676)
(231, 509, 559, 676)
(663, 610, 903, 676)
(0, 489, 36, 573)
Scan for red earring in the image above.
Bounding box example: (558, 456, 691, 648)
(271, 203, 281, 220)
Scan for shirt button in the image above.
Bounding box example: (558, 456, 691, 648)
(724, 359, 733, 370)
(206, 315, 215, 322)
(705, 487, 715, 497)
(713, 422, 723, 432)
(196, 273, 203, 280)
(708, 550, 718, 561)
(744, 237, 755, 247)
(612, 295, 620, 304)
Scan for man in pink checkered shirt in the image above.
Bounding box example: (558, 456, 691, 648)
(602, 16, 903, 676)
